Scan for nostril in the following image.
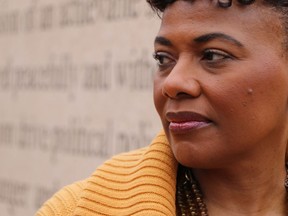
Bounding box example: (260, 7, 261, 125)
(162, 77, 202, 99)
(218, 0, 232, 8)
(176, 92, 192, 99)
(237, 0, 255, 5)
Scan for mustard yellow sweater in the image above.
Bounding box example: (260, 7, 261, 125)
(36, 131, 178, 216)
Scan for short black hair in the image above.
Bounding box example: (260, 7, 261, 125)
(146, 0, 288, 13)
(146, 0, 288, 48)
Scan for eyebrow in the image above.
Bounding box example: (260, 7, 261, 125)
(154, 36, 173, 47)
(154, 32, 243, 47)
(194, 33, 243, 47)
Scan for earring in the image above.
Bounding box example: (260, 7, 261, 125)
(218, 0, 232, 8)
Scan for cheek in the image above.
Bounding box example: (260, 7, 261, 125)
(210, 63, 288, 130)
(244, 62, 288, 113)
(153, 76, 165, 117)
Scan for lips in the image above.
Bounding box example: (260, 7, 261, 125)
(166, 111, 212, 133)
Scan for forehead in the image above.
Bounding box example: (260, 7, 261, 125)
(158, 0, 283, 48)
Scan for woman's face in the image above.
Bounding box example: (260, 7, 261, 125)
(153, 0, 288, 168)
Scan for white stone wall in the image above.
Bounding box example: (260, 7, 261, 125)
(0, 0, 161, 215)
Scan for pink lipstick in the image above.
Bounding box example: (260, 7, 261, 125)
(166, 111, 212, 133)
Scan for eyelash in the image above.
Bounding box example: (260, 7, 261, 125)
(153, 52, 175, 69)
(153, 49, 233, 70)
(202, 49, 233, 62)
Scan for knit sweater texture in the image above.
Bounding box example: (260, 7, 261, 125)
(36, 131, 178, 216)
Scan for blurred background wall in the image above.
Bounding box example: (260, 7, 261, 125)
(0, 0, 161, 215)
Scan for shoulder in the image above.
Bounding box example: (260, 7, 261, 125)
(36, 180, 87, 216)
(74, 131, 177, 215)
(102, 130, 174, 175)
(36, 131, 177, 215)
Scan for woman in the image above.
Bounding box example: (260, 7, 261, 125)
(37, 0, 288, 215)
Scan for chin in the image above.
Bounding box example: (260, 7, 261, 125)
(169, 139, 221, 169)
(170, 139, 201, 167)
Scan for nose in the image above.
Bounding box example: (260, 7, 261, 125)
(162, 60, 202, 99)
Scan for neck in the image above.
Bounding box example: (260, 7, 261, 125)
(194, 161, 287, 216)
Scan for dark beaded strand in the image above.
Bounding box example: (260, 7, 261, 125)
(285, 162, 288, 193)
(176, 165, 208, 216)
(176, 164, 288, 216)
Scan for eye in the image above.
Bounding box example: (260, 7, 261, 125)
(153, 52, 175, 69)
(202, 49, 232, 62)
